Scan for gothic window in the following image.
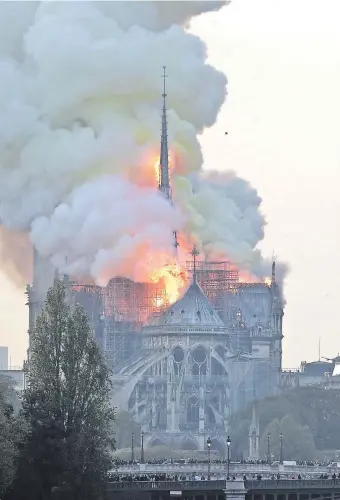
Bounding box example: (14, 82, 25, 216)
(191, 346, 207, 376)
(187, 397, 199, 424)
(173, 346, 185, 375)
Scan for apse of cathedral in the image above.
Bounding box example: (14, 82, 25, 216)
(110, 258, 283, 455)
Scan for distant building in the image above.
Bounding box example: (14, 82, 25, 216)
(0, 368, 26, 391)
(281, 358, 340, 389)
(0, 346, 8, 370)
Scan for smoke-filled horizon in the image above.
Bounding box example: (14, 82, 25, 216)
(0, 1, 287, 291)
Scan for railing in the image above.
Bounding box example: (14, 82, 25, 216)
(138, 375, 229, 384)
(107, 480, 226, 491)
(144, 325, 227, 334)
(107, 479, 340, 492)
(246, 479, 340, 490)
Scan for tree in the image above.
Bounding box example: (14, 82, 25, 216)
(260, 415, 315, 461)
(9, 279, 115, 500)
(229, 386, 340, 457)
(0, 375, 24, 497)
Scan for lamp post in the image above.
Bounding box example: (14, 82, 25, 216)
(141, 430, 145, 464)
(227, 435, 231, 480)
(131, 432, 135, 463)
(267, 433, 271, 465)
(279, 432, 283, 465)
(207, 437, 212, 480)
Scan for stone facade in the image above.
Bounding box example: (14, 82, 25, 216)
(111, 269, 283, 456)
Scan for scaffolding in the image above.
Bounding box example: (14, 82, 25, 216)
(183, 260, 239, 317)
(72, 261, 241, 327)
(104, 278, 167, 324)
(104, 319, 140, 368)
(70, 262, 272, 370)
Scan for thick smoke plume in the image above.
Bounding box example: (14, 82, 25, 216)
(0, 0, 282, 287)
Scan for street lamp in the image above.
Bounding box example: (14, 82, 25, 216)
(227, 435, 231, 480)
(279, 432, 283, 465)
(131, 432, 135, 463)
(141, 430, 145, 464)
(267, 433, 271, 465)
(207, 437, 212, 480)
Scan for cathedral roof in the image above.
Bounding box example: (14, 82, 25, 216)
(157, 276, 225, 327)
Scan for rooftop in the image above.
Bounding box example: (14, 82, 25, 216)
(155, 277, 225, 328)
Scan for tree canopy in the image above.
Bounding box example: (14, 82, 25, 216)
(7, 279, 115, 500)
(0, 375, 24, 497)
(229, 386, 340, 458)
(260, 415, 316, 461)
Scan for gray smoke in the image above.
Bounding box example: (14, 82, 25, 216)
(0, 0, 286, 289)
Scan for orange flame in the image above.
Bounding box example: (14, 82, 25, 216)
(150, 263, 188, 305)
(153, 296, 165, 308)
(145, 153, 188, 305)
(154, 160, 160, 185)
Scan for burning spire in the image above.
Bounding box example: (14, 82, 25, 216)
(159, 66, 179, 249)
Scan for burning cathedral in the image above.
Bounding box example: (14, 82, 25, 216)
(26, 69, 284, 455)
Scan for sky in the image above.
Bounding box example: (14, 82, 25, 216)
(1, 0, 340, 368)
(191, 0, 340, 367)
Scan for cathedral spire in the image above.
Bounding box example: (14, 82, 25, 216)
(159, 66, 178, 249)
(159, 66, 170, 200)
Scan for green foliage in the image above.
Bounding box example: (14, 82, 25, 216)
(8, 280, 115, 500)
(229, 386, 340, 457)
(114, 411, 141, 449)
(260, 415, 316, 461)
(0, 375, 24, 497)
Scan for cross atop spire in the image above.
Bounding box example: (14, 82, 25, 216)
(191, 246, 200, 283)
(162, 65, 167, 100)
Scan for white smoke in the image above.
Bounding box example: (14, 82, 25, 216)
(0, 0, 281, 287)
(175, 171, 265, 267)
(31, 175, 184, 285)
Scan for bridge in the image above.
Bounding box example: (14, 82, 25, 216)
(115, 463, 338, 476)
(106, 479, 340, 500)
(246, 479, 340, 499)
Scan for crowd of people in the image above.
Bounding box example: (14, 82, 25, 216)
(114, 458, 278, 466)
(113, 458, 338, 466)
(108, 473, 214, 482)
(296, 461, 336, 467)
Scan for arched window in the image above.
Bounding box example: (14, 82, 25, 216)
(187, 397, 199, 424)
